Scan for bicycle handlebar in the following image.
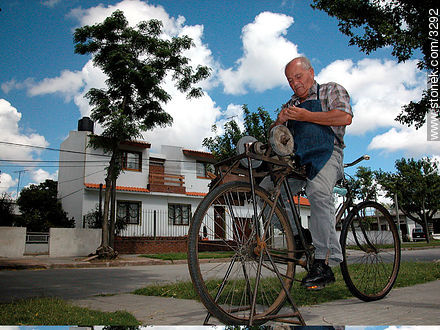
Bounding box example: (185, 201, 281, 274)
(344, 154, 370, 168)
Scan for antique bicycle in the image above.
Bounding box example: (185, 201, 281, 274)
(187, 125, 401, 326)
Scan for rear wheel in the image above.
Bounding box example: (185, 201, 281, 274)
(340, 201, 401, 301)
(187, 181, 296, 325)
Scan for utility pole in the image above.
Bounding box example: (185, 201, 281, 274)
(14, 169, 27, 197)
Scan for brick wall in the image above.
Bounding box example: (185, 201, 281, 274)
(114, 236, 187, 254)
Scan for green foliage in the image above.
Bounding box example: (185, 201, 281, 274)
(134, 261, 440, 306)
(74, 10, 210, 141)
(311, 0, 439, 128)
(16, 180, 74, 232)
(348, 166, 379, 201)
(375, 157, 440, 235)
(0, 297, 139, 326)
(202, 105, 274, 161)
(85, 203, 128, 234)
(0, 192, 16, 226)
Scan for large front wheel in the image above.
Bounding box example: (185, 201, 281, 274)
(340, 201, 401, 301)
(187, 181, 296, 325)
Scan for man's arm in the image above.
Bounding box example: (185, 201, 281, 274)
(281, 106, 352, 126)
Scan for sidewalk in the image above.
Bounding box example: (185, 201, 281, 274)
(72, 280, 440, 326)
(0, 254, 173, 270)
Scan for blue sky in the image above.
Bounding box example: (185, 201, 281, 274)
(0, 0, 438, 196)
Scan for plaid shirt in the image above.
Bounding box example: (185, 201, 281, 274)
(283, 81, 353, 148)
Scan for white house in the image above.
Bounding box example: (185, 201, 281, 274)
(58, 118, 311, 239)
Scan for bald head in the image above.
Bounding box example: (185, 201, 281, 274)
(284, 56, 315, 100)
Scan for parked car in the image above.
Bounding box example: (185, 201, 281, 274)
(412, 228, 426, 242)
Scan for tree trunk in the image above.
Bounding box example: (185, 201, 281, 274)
(422, 198, 430, 243)
(96, 151, 118, 259)
(101, 169, 112, 247)
(109, 174, 117, 248)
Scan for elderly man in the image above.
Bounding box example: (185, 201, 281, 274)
(263, 56, 352, 289)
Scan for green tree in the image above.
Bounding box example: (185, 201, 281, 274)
(376, 158, 440, 243)
(312, 0, 439, 128)
(16, 180, 74, 232)
(74, 10, 210, 256)
(348, 166, 379, 201)
(0, 192, 16, 226)
(203, 105, 274, 161)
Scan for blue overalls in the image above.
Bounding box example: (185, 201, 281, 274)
(287, 84, 335, 179)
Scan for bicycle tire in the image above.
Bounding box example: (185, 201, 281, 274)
(340, 200, 401, 301)
(187, 181, 296, 325)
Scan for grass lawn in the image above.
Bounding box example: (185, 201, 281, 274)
(0, 297, 140, 326)
(140, 242, 440, 261)
(134, 261, 440, 307)
(139, 251, 234, 261)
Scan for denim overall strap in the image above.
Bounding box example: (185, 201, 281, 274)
(287, 85, 335, 179)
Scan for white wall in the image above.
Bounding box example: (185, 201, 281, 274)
(58, 131, 88, 227)
(0, 227, 26, 257)
(49, 228, 102, 257)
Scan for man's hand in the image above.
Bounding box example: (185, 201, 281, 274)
(284, 106, 309, 121)
(275, 106, 352, 127)
(276, 106, 309, 125)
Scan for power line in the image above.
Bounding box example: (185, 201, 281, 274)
(0, 141, 110, 158)
(0, 141, 214, 164)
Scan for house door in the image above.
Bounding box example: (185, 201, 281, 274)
(214, 206, 225, 239)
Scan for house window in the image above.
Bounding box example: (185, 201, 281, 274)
(168, 204, 191, 225)
(121, 151, 142, 171)
(196, 162, 207, 178)
(117, 201, 141, 225)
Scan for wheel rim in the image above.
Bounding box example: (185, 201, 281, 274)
(342, 202, 400, 300)
(189, 183, 296, 324)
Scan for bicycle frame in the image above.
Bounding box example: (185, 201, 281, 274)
(211, 143, 313, 270)
(211, 146, 371, 271)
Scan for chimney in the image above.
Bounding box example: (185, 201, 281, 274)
(78, 117, 94, 134)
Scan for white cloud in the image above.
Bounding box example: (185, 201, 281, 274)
(68, 0, 184, 36)
(28, 70, 84, 101)
(316, 58, 425, 136)
(0, 99, 49, 161)
(0, 172, 18, 194)
(30, 169, 58, 184)
(219, 12, 300, 95)
(368, 126, 440, 156)
(315, 58, 437, 157)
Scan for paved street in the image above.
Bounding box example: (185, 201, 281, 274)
(0, 263, 192, 303)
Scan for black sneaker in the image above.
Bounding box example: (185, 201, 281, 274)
(301, 261, 335, 290)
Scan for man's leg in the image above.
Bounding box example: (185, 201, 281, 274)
(306, 148, 343, 264)
(301, 148, 343, 289)
(259, 176, 305, 235)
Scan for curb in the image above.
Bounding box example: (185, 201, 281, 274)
(0, 258, 172, 271)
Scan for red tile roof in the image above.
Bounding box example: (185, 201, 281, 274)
(183, 149, 216, 162)
(120, 140, 151, 148)
(186, 191, 207, 197)
(84, 183, 150, 193)
(293, 195, 310, 207)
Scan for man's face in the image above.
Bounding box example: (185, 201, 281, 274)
(285, 61, 315, 99)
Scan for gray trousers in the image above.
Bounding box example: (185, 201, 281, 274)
(260, 147, 344, 264)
